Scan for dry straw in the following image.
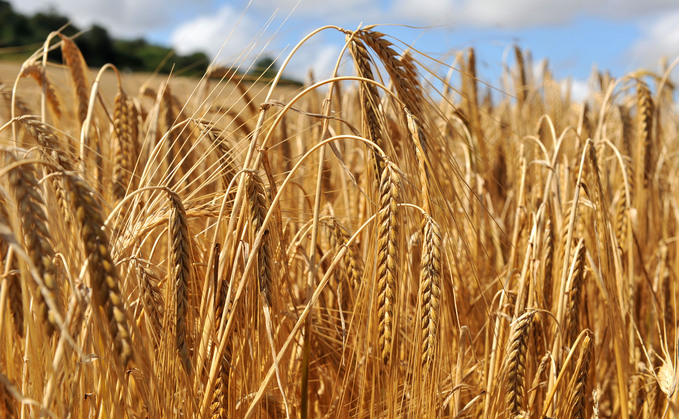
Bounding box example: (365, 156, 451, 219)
(1, 23, 678, 419)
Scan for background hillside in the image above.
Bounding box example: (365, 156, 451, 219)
(0, 0, 299, 84)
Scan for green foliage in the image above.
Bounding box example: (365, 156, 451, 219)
(0, 1, 302, 82)
(243, 56, 302, 86)
(249, 56, 278, 79)
(0, 2, 69, 47)
(0, 0, 209, 76)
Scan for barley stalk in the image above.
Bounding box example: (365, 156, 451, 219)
(541, 213, 554, 311)
(514, 46, 527, 106)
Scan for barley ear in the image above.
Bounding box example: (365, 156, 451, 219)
(565, 239, 587, 346)
(112, 89, 137, 201)
(246, 172, 273, 306)
(636, 80, 654, 189)
(66, 173, 133, 366)
(332, 219, 364, 289)
(19, 64, 61, 119)
(167, 191, 193, 375)
(566, 331, 594, 419)
(58, 34, 90, 125)
(505, 311, 534, 417)
(419, 215, 442, 372)
(6, 157, 61, 335)
(376, 160, 400, 364)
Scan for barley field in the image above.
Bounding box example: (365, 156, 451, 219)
(0, 27, 677, 418)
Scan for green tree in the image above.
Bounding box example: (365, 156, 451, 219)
(0, 0, 213, 77)
(249, 56, 278, 80)
(78, 24, 115, 67)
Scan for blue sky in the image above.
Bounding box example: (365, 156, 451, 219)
(10, 0, 679, 96)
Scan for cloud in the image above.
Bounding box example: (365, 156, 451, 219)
(281, 38, 344, 82)
(12, 0, 679, 88)
(170, 4, 347, 81)
(390, 0, 679, 28)
(562, 77, 590, 103)
(11, 0, 679, 42)
(248, 0, 382, 22)
(171, 5, 260, 65)
(247, 0, 679, 29)
(9, 0, 210, 38)
(628, 10, 679, 68)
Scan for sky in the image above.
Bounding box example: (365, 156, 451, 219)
(9, 0, 679, 97)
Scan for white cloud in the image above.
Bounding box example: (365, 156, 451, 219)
(562, 77, 590, 103)
(248, 0, 382, 22)
(9, 0, 210, 38)
(532, 58, 548, 85)
(390, 0, 679, 28)
(11, 0, 679, 41)
(281, 39, 344, 82)
(629, 11, 679, 69)
(12, 0, 679, 88)
(170, 4, 347, 81)
(598, 0, 679, 19)
(171, 5, 259, 65)
(459, 0, 591, 27)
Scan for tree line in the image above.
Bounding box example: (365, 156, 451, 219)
(0, 0, 292, 81)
